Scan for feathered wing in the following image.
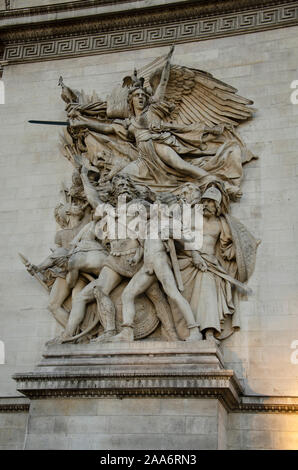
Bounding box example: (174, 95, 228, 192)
(147, 63, 255, 127)
(224, 214, 260, 283)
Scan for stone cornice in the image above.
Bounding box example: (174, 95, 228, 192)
(11, 343, 298, 414)
(0, 397, 30, 413)
(13, 369, 243, 411)
(237, 395, 298, 413)
(238, 403, 298, 413)
(12, 371, 298, 414)
(0, 403, 30, 412)
(0, 0, 298, 64)
(2, 0, 139, 18)
(0, 1, 288, 21)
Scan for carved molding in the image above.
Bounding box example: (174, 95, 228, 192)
(1, 0, 140, 18)
(0, 403, 29, 413)
(238, 403, 298, 413)
(13, 370, 243, 411)
(1, 1, 298, 64)
(0, 1, 288, 20)
(0, 397, 30, 413)
(13, 371, 298, 413)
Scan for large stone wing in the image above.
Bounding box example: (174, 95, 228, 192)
(225, 214, 260, 283)
(147, 63, 255, 127)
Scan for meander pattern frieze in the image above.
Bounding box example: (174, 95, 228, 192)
(2, 2, 298, 64)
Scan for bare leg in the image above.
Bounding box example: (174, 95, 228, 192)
(63, 280, 98, 338)
(109, 268, 155, 342)
(93, 267, 122, 340)
(153, 257, 196, 327)
(66, 252, 107, 289)
(92, 286, 117, 342)
(91, 267, 123, 342)
(146, 282, 179, 340)
(71, 277, 87, 299)
(155, 143, 209, 180)
(153, 256, 202, 341)
(66, 268, 79, 290)
(64, 267, 122, 340)
(47, 277, 70, 327)
(122, 267, 155, 326)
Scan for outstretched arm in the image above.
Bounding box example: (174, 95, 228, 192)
(32, 255, 56, 272)
(153, 46, 174, 102)
(69, 115, 115, 135)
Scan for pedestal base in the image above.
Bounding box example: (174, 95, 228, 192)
(13, 340, 243, 450)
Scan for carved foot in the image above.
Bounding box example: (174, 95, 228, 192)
(167, 332, 180, 341)
(205, 329, 220, 346)
(106, 326, 134, 342)
(46, 334, 69, 345)
(163, 329, 180, 341)
(185, 327, 202, 342)
(90, 330, 117, 343)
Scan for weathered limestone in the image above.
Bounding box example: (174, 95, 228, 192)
(1, 9, 298, 448)
(228, 412, 298, 450)
(0, 412, 28, 450)
(24, 397, 226, 450)
(14, 341, 236, 450)
(18, 46, 258, 349)
(0, 397, 29, 450)
(1, 31, 297, 396)
(11, 0, 75, 6)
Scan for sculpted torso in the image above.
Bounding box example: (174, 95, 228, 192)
(200, 217, 221, 256)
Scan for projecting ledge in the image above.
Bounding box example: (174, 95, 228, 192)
(13, 340, 243, 411)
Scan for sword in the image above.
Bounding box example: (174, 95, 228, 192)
(28, 120, 69, 126)
(206, 264, 253, 295)
(167, 238, 184, 292)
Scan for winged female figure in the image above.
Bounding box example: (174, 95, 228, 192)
(67, 46, 255, 199)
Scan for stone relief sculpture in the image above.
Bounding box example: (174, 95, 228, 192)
(22, 47, 260, 345)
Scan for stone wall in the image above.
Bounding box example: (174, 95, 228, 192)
(228, 413, 298, 450)
(1, 26, 298, 398)
(0, 406, 28, 450)
(0, 23, 298, 448)
(24, 398, 226, 450)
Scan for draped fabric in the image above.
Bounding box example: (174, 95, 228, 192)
(80, 104, 251, 195)
(169, 216, 243, 340)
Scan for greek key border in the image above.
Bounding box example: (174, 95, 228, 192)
(3, 2, 298, 64)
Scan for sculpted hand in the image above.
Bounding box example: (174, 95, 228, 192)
(128, 247, 143, 266)
(192, 252, 207, 272)
(68, 106, 81, 120)
(127, 255, 137, 266)
(69, 118, 86, 129)
(26, 263, 38, 275)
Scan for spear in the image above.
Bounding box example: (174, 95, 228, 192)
(28, 120, 69, 126)
(18, 253, 50, 292)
